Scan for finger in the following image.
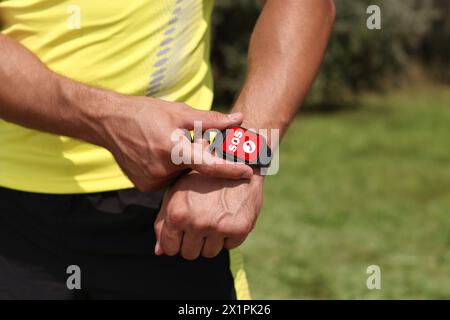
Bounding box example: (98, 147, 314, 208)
(160, 221, 184, 256)
(224, 236, 247, 250)
(182, 109, 243, 131)
(188, 142, 253, 179)
(202, 235, 225, 258)
(129, 161, 185, 192)
(178, 137, 253, 179)
(180, 232, 205, 260)
(192, 160, 253, 180)
(154, 217, 164, 255)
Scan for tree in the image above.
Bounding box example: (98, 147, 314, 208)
(211, 0, 440, 110)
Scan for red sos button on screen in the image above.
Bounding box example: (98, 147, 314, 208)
(212, 125, 272, 167)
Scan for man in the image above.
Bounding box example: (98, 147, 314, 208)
(0, 0, 335, 299)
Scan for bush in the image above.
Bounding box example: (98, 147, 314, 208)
(211, 0, 442, 109)
(421, 0, 450, 82)
(211, 0, 261, 107)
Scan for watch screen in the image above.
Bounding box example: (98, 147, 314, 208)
(222, 125, 262, 164)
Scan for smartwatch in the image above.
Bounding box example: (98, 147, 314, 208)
(210, 125, 272, 168)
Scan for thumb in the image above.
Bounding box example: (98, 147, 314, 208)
(154, 205, 166, 256)
(188, 142, 254, 180)
(182, 109, 244, 131)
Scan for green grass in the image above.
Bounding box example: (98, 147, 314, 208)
(241, 86, 450, 299)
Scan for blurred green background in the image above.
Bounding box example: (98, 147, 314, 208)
(211, 0, 450, 299)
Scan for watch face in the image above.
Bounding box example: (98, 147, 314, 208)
(222, 125, 263, 164)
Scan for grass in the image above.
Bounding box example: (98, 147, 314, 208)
(241, 86, 450, 299)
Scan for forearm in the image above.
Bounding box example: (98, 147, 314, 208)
(233, 0, 335, 140)
(0, 34, 118, 147)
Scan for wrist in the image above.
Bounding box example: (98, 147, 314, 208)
(56, 76, 122, 148)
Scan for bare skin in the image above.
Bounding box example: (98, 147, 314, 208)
(0, 36, 253, 192)
(155, 0, 336, 259)
(0, 0, 335, 260)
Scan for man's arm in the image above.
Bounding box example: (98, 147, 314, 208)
(0, 34, 108, 146)
(234, 0, 336, 139)
(155, 0, 336, 259)
(0, 35, 253, 190)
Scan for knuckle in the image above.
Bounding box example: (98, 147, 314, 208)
(207, 111, 220, 122)
(216, 225, 229, 236)
(166, 210, 188, 227)
(201, 163, 218, 176)
(148, 166, 167, 179)
(153, 222, 161, 234)
(213, 110, 227, 122)
(192, 219, 212, 233)
(229, 223, 252, 238)
(216, 223, 233, 236)
(177, 103, 193, 116)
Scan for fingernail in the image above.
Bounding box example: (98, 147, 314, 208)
(228, 112, 242, 122)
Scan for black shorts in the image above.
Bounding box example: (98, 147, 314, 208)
(0, 187, 235, 299)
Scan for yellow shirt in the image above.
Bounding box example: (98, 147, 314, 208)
(0, 0, 214, 194)
(0, 0, 252, 300)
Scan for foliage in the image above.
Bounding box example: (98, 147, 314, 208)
(242, 87, 450, 299)
(211, 0, 445, 108)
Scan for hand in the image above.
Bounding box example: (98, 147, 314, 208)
(98, 95, 253, 191)
(154, 171, 264, 260)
